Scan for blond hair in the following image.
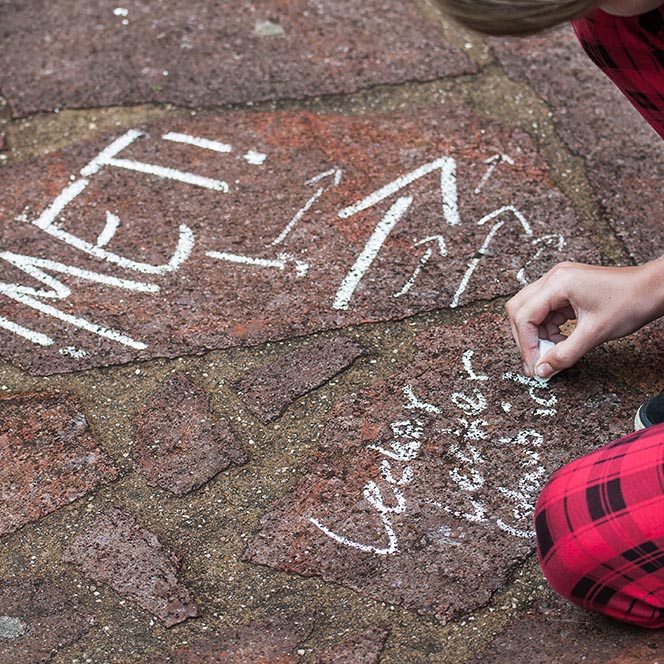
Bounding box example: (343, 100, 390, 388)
(432, 0, 598, 35)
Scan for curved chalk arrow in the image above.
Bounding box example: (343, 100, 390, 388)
(516, 233, 565, 286)
(394, 235, 448, 298)
(450, 205, 532, 308)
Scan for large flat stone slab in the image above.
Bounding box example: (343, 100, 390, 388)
(0, 392, 118, 536)
(0, 0, 475, 116)
(0, 108, 595, 374)
(491, 27, 664, 264)
(245, 313, 639, 622)
(234, 336, 366, 423)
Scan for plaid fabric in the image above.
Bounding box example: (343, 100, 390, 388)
(535, 423, 664, 627)
(573, 7, 664, 139)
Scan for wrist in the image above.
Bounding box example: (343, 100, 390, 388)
(635, 256, 664, 321)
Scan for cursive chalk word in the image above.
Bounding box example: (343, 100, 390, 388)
(309, 348, 559, 555)
(310, 384, 436, 555)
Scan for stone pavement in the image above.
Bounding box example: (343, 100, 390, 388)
(1, 1, 664, 662)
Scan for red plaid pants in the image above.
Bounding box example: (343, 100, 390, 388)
(536, 9, 664, 628)
(535, 423, 664, 627)
(573, 7, 664, 140)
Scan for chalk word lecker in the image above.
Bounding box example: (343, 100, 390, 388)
(310, 350, 557, 555)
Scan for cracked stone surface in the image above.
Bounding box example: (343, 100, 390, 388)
(62, 507, 199, 627)
(0, 578, 94, 664)
(0, 108, 595, 375)
(245, 313, 640, 622)
(0, 392, 118, 536)
(1, 1, 662, 661)
(234, 336, 366, 423)
(0, 0, 476, 117)
(133, 373, 247, 495)
(140, 613, 315, 663)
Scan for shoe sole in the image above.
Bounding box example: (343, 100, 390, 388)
(635, 405, 650, 431)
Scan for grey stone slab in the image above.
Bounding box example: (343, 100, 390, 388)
(62, 507, 199, 627)
(0, 0, 476, 116)
(245, 313, 640, 622)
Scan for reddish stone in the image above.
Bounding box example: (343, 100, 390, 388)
(470, 593, 664, 664)
(0, 392, 118, 536)
(0, 578, 93, 664)
(0, 134, 6, 151)
(62, 507, 199, 627)
(245, 313, 644, 622)
(140, 613, 314, 664)
(235, 336, 366, 423)
(0, 107, 596, 375)
(490, 28, 664, 265)
(314, 626, 390, 664)
(133, 373, 247, 495)
(0, 1, 475, 117)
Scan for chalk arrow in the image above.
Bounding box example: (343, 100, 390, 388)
(474, 154, 515, 194)
(338, 156, 460, 227)
(516, 233, 565, 285)
(332, 156, 463, 312)
(394, 235, 448, 298)
(450, 205, 532, 308)
(333, 195, 413, 311)
(270, 168, 343, 246)
(205, 250, 309, 277)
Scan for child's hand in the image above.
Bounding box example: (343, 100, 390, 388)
(506, 259, 664, 378)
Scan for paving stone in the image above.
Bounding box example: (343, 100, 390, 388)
(0, 0, 475, 117)
(235, 336, 366, 423)
(62, 507, 199, 627)
(0, 392, 118, 537)
(0, 578, 93, 664)
(245, 312, 641, 622)
(490, 27, 664, 264)
(313, 626, 390, 664)
(133, 373, 247, 495)
(140, 613, 314, 663)
(0, 107, 596, 374)
(470, 592, 664, 664)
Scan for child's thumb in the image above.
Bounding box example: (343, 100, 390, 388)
(534, 327, 592, 379)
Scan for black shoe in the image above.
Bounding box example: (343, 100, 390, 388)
(635, 390, 664, 430)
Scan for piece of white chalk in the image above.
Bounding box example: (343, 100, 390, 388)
(535, 338, 556, 384)
(538, 338, 555, 355)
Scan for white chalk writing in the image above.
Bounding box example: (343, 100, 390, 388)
(0, 128, 563, 359)
(310, 348, 558, 554)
